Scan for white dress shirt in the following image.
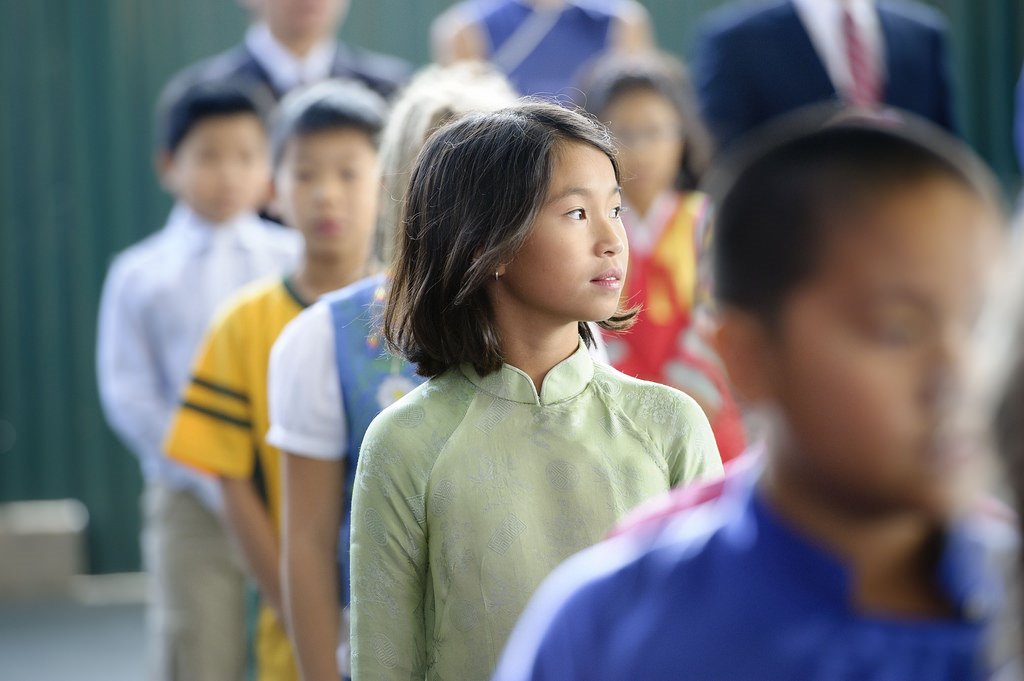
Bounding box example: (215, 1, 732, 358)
(97, 203, 300, 509)
(621, 191, 681, 258)
(791, 0, 885, 98)
(245, 22, 337, 94)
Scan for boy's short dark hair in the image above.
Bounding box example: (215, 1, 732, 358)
(709, 108, 1000, 326)
(383, 101, 637, 378)
(270, 79, 388, 167)
(156, 79, 267, 154)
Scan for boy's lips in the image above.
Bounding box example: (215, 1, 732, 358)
(315, 219, 344, 236)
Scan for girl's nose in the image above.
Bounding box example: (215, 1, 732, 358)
(596, 214, 626, 256)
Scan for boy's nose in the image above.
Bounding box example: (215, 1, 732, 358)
(314, 181, 343, 205)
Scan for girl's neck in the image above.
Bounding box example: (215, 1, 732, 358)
(761, 461, 954, 619)
(290, 253, 371, 302)
(496, 315, 581, 395)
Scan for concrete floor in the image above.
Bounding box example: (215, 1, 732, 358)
(0, 573, 147, 681)
(0, 599, 146, 681)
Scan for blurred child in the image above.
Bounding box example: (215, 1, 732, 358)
(975, 225, 1024, 671)
(169, 0, 408, 103)
(583, 52, 746, 461)
(349, 102, 723, 680)
(493, 113, 1014, 680)
(432, 0, 652, 98)
(96, 80, 299, 681)
(163, 80, 387, 681)
(267, 63, 516, 681)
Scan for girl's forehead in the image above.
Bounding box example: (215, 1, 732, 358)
(548, 142, 617, 186)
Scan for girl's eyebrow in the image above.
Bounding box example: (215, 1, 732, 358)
(550, 185, 622, 202)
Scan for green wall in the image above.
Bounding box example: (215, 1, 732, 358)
(2, 1, 1022, 573)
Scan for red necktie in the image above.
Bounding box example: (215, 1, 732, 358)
(843, 8, 881, 106)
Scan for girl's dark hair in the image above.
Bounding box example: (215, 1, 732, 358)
(580, 52, 713, 190)
(384, 101, 637, 378)
(708, 108, 1000, 327)
(270, 79, 388, 167)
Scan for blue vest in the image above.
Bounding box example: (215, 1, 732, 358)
(328, 273, 424, 604)
(475, 0, 617, 97)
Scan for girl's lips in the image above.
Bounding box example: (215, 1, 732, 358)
(591, 267, 624, 290)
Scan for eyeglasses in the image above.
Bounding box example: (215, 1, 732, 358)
(609, 126, 684, 148)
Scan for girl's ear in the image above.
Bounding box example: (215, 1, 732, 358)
(710, 309, 778, 404)
(494, 263, 507, 278)
(155, 151, 176, 193)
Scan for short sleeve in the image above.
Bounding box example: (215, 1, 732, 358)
(164, 303, 254, 478)
(266, 302, 347, 460)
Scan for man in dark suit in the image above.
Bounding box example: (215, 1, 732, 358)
(165, 0, 409, 106)
(692, 0, 957, 152)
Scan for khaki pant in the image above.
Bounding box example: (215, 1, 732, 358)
(142, 484, 246, 681)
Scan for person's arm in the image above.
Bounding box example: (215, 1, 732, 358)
(221, 475, 285, 618)
(662, 387, 724, 486)
(266, 304, 348, 681)
(96, 255, 173, 465)
(609, 0, 655, 53)
(350, 414, 429, 679)
(691, 20, 753, 154)
(162, 293, 277, 608)
(431, 3, 488, 64)
(281, 453, 343, 681)
(929, 20, 959, 135)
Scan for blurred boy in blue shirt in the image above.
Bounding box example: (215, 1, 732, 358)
(494, 113, 1016, 680)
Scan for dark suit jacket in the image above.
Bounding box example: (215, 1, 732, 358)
(692, 0, 957, 152)
(165, 39, 410, 106)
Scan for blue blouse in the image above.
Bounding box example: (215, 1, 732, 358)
(494, 463, 1012, 680)
(473, 0, 619, 97)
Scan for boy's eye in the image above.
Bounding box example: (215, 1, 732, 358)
(873, 318, 927, 346)
(566, 208, 586, 220)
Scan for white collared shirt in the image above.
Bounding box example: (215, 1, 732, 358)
(97, 203, 300, 509)
(245, 22, 337, 94)
(791, 0, 885, 97)
(622, 192, 680, 258)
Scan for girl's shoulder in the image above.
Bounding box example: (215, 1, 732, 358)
(591, 363, 705, 421)
(363, 368, 477, 446)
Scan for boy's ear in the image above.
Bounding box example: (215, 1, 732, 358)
(264, 179, 283, 223)
(154, 151, 176, 193)
(710, 308, 778, 404)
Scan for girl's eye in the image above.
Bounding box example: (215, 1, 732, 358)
(610, 205, 625, 219)
(566, 208, 586, 221)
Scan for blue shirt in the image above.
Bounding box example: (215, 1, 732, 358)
(494, 464, 1010, 681)
(471, 0, 619, 98)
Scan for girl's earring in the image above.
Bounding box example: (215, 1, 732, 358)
(495, 272, 500, 282)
